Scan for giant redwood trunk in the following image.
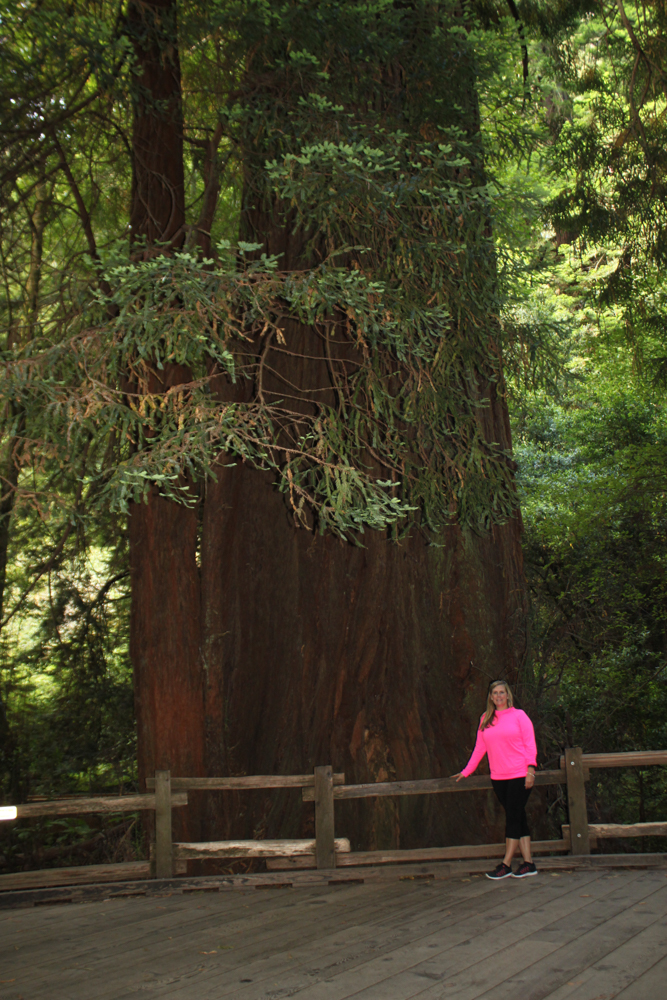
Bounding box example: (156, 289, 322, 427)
(197, 282, 527, 849)
(128, 4, 529, 854)
(195, 210, 528, 849)
(201, 466, 527, 850)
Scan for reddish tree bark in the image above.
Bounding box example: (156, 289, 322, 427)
(127, 0, 204, 844)
(199, 360, 527, 851)
(128, 0, 185, 248)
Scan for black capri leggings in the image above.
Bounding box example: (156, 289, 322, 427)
(492, 777, 532, 840)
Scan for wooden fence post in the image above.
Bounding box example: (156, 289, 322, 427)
(564, 747, 590, 855)
(314, 765, 335, 869)
(154, 769, 174, 878)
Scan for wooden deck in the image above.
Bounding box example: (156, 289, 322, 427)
(1, 865, 666, 999)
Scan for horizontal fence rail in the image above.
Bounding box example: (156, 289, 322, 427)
(146, 774, 346, 790)
(2, 748, 667, 890)
(0, 792, 189, 820)
(563, 822, 667, 845)
(558, 751, 667, 769)
(301, 769, 577, 801)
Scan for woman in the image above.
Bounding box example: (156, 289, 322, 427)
(454, 679, 538, 879)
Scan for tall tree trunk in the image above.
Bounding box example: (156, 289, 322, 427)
(0, 178, 46, 623)
(128, 0, 185, 249)
(127, 0, 205, 843)
(0, 178, 47, 802)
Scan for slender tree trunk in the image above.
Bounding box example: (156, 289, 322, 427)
(128, 0, 185, 249)
(0, 179, 47, 802)
(0, 179, 46, 622)
(127, 0, 205, 842)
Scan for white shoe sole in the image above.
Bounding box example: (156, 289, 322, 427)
(511, 870, 538, 878)
(486, 871, 513, 880)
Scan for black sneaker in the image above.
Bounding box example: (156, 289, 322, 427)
(512, 861, 538, 878)
(486, 862, 513, 880)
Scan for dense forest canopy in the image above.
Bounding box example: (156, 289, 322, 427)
(1, 0, 667, 870)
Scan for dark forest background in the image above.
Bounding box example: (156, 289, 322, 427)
(2, 0, 667, 872)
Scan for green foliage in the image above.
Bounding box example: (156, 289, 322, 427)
(514, 366, 667, 835)
(539, 2, 667, 376)
(0, 0, 531, 539)
(0, 502, 134, 801)
(491, 2, 667, 837)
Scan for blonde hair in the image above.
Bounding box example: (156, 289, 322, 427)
(480, 679, 514, 730)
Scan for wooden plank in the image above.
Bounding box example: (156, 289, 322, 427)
(266, 854, 344, 870)
(612, 953, 667, 999)
(559, 749, 667, 769)
(173, 837, 351, 859)
(9, 888, 424, 1000)
(147, 885, 449, 996)
(146, 773, 345, 790)
(265, 837, 572, 870)
(401, 879, 667, 1000)
(149, 874, 612, 1000)
(4, 869, 488, 998)
(439, 854, 667, 875)
(302, 769, 571, 801)
(314, 765, 336, 869)
(32, 863, 583, 999)
(82, 868, 601, 1000)
(0, 864, 472, 915)
(569, 821, 667, 839)
(565, 746, 590, 855)
(154, 770, 173, 879)
(0, 862, 152, 892)
(458, 882, 667, 1000)
(8, 792, 188, 819)
(378, 874, 660, 1000)
(0, 855, 189, 895)
(22, 872, 664, 1000)
(1, 857, 665, 917)
(0, 877, 344, 942)
(32, 881, 418, 995)
(538, 920, 667, 1000)
(185, 873, 647, 1000)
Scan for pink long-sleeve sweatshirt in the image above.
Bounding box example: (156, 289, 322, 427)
(460, 706, 537, 780)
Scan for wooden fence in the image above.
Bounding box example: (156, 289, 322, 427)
(2, 749, 667, 883)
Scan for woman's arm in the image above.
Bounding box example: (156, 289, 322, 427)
(456, 725, 487, 780)
(518, 711, 537, 766)
(518, 711, 538, 788)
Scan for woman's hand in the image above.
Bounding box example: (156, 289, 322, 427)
(525, 769, 536, 789)
(451, 772, 464, 783)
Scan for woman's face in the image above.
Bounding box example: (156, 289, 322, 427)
(491, 684, 509, 710)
